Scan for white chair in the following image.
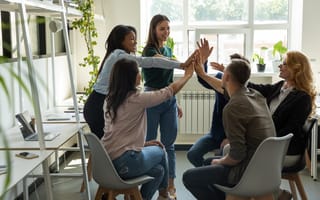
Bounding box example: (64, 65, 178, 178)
(282, 117, 318, 200)
(214, 134, 293, 200)
(84, 133, 154, 200)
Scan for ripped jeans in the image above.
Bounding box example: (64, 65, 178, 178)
(112, 146, 169, 200)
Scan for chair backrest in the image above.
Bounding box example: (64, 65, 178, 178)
(304, 117, 318, 150)
(84, 133, 152, 189)
(216, 133, 293, 197)
(84, 133, 129, 188)
(283, 117, 318, 173)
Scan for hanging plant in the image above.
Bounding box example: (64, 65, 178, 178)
(71, 0, 100, 103)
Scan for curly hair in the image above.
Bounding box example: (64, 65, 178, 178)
(98, 25, 137, 74)
(286, 51, 317, 115)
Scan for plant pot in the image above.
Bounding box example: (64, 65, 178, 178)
(256, 64, 266, 72)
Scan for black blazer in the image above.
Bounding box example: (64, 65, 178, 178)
(248, 80, 312, 155)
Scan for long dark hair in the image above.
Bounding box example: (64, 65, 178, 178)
(98, 25, 137, 74)
(105, 58, 139, 123)
(142, 14, 170, 55)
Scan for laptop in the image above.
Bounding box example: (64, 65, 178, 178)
(15, 111, 59, 141)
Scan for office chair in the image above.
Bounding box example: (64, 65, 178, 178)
(214, 134, 293, 200)
(84, 133, 154, 200)
(282, 118, 318, 200)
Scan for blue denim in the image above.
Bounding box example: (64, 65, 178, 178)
(183, 164, 232, 200)
(145, 95, 177, 179)
(112, 146, 169, 200)
(187, 134, 223, 167)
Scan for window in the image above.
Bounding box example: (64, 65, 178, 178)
(141, 0, 293, 73)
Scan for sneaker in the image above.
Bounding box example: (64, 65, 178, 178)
(278, 189, 292, 200)
(168, 187, 177, 200)
(157, 193, 175, 200)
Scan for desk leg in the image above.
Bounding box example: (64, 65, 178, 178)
(23, 177, 29, 200)
(312, 125, 318, 181)
(55, 150, 60, 172)
(77, 130, 91, 199)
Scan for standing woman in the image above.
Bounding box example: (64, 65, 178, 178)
(103, 58, 194, 200)
(83, 25, 191, 139)
(142, 14, 178, 199)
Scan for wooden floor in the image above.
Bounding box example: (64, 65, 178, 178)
(28, 151, 320, 200)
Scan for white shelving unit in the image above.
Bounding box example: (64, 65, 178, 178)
(0, 0, 90, 199)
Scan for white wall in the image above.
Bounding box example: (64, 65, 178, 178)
(76, 0, 141, 91)
(301, 0, 320, 92)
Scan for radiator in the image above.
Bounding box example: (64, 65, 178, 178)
(178, 90, 215, 135)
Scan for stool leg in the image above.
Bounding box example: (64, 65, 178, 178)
(95, 186, 104, 200)
(288, 180, 298, 200)
(294, 175, 307, 200)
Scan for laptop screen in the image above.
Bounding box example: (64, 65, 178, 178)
(15, 111, 36, 139)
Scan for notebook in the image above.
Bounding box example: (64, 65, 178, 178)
(15, 111, 59, 141)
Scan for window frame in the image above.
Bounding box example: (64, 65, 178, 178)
(140, 0, 299, 73)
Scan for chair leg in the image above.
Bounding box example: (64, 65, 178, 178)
(254, 193, 274, 200)
(284, 173, 308, 200)
(226, 195, 250, 200)
(80, 154, 92, 192)
(294, 175, 308, 200)
(288, 180, 298, 200)
(95, 186, 142, 200)
(95, 186, 104, 200)
(305, 150, 311, 174)
(131, 187, 143, 200)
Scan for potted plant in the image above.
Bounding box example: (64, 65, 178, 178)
(272, 41, 287, 72)
(252, 46, 268, 72)
(72, 0, 100, 103)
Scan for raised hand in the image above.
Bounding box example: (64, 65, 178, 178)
(210, 61, 225, 72)
(194, 50, 205, 76)
(197, 38, 214, 64)
(181, 50, 197, 69)
(184, 57, 195, 78)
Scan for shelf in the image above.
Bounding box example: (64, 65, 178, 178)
(0, 0, 82, 18)
(0, 0, 91, 199)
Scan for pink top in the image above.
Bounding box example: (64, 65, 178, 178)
(102, 87, 173, 160)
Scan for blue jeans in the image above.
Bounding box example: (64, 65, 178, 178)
(112, 146, 169, 200)
(187, 134, 223, 167)
(145, 96, 177, 179)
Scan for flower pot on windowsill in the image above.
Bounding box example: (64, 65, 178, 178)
(257, 64, 266, 72)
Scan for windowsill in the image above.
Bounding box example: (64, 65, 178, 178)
(173, 69, 277, 77)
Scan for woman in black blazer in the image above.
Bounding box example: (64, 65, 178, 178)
(248, 51, 316, 164)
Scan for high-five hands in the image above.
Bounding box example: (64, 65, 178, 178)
(197, 38, 213, 64)
(194, 50, 206, 77)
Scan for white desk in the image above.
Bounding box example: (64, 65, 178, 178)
(42, 106, 86, 124)
(0, 123, 88, 199)
(0, 123, 86, 150)
(0, 150, 54, 198)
